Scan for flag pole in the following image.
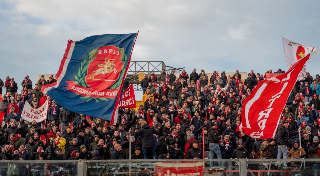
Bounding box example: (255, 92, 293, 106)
(202, 127, 205, 159)
(129, 128, 132, 176)
(299, 127, 302, 148)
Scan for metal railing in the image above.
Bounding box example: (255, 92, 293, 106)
(0, 159, 319, 176)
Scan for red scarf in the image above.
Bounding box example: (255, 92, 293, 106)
(235, 79, 240, 86)
(181, 72, 187, 78)
(208, 107, 214, 113)
(225, 141, 230, 150)
(239, 88, 243, 97)
(298, 105, 304, 116)
(162, 85, 166, 93)
(314, 84, 317, 90)
(53, 105, 57, 114)
(37, 149, 44, 155)
(300, 123, 307, 129)
(20, 149, 26, 155)
(196, 80, 200, 90)
(224, 109, 230, 116)
(10, 81, 14, 87)
(306, 87, 310, 95)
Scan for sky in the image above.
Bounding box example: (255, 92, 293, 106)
(0, 0, 320, 100)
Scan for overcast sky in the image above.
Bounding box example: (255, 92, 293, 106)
(1, 0, 320, 98)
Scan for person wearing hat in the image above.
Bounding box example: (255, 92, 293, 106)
(89, 135, 100, 151)
(276, 121, 289, 168)
(7, 106, 20, 121)
(288, 141, 306, 167)
(66, 138, 79, 159)
(66, 150, 79, 175)
(91, 150, 101, 160)
(186, 140, 202, 159)
(79, 144, 92, 160)
(309, 136, 320, 176)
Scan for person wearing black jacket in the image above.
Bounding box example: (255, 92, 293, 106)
(169, 71, 176, 84)
(60, 108, 75, 134)
(169, 142, 184, 159)
(277, 121, 289, 168)
(232, 141, 249, 158)
(6, 78, 18, 94)
(221, 136, 234, 175)
(131, 147, 143, 159)
(141, 75, 150, 94)
(135, 120, 159, 159)
(187, 141, 202, 159)
(208, 123, 223, 168)
(190, 69, 199, 83)
(0, 78, 3, 95)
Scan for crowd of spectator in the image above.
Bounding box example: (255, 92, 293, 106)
(0, 68, 320, 174)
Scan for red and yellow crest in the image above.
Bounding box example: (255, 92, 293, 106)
(85, 46, 124, 90)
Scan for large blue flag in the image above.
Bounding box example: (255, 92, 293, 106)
(42, 33, 138, 121)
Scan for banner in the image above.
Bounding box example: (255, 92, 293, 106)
(42, 33, 138, 121)
(155, 162, 204, 176)
(239, 54, 311, 139)
(282, 37, 318, 80)
(119, 84, 136, 108)
(21, 100, 49, 122)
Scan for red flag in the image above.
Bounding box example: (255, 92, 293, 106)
(239, 54, 311, 139)
(0, 113, 4, 125)
(119, 85, 136, 108)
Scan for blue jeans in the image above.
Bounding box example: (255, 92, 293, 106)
(313, 163, 320, 176)
(61, 122, 67, 134)
(142, 88, 147, 95)
(142, 147, 157, 159)
(209, 143, 222, 167)
(305, 96, 312, 103)
(277, 145, 288, 167)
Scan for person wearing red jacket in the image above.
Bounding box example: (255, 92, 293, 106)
(7, 100, 19, 115)
(184, 134, 196, 159)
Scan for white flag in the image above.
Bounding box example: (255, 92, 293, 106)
(21, 100, 49, 122)
(282, 37, 318, 80)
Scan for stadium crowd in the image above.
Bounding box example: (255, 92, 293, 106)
(0, 68, 320, 173)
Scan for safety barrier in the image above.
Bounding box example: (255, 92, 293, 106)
(0, 159, 318, 176)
